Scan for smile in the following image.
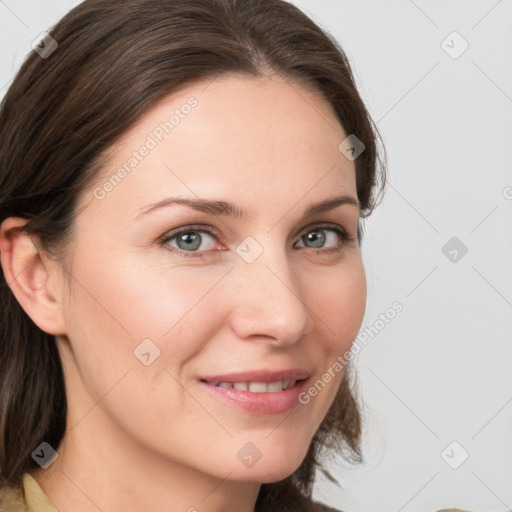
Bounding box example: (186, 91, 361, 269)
(198, 377, 310, 415)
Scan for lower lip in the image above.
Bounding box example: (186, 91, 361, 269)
(198, 378, 310, 415)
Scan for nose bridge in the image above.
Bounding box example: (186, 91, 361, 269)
(228, 234, 314, 344)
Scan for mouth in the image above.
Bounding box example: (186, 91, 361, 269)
(197, 376, 310, 415)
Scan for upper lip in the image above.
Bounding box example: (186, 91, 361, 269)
(199, 368, 311, 384)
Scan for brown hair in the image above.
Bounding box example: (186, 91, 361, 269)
(0, 0, 386, 509)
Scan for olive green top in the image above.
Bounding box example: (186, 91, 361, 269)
(0, 473, 472, 512)
(0, 474, 57, 512)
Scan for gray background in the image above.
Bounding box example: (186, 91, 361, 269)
(1, 1, 511, 511)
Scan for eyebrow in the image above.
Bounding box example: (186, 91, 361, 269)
(134, 194, 360, 221)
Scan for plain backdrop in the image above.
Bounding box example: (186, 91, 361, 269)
(1, 1, 511, 511)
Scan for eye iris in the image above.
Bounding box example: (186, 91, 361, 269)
(305, 229, 325, 248)
(177, 231, 201, 251)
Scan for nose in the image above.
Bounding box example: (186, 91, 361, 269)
(227, 245, 315, 347)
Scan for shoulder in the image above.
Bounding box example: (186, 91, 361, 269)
(311, 500, 343, 512)
(0, 484, 27, 512)
(0, 473, 57, 512)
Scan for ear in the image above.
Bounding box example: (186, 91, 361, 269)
(0, 217, 67, 336)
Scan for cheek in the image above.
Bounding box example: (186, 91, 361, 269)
(60, 251, 225, 429)
(71, 248, 221, 333)
(63, 251, 231, 378)
(312, 257, 367, 351)
(291, 257, 366, 420)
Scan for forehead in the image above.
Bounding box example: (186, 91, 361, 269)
(83, 73, 357, 220)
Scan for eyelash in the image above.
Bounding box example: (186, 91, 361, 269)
(159, 223, 356, 259)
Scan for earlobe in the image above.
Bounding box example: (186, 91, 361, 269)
(0, 217, 67, 336)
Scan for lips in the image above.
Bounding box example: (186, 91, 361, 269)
(197, 368, 311, 415)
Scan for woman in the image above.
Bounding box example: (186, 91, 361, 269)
(0, 0, 411, 510)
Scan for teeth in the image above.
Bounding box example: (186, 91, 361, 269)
(211, 380, 296, 392)
(267, 381, 283, 392)
(248, 382, 269, 393)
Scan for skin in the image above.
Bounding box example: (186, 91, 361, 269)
(0, 72, 366, 512)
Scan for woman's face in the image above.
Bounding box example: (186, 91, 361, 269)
(53, 73, 366, 483)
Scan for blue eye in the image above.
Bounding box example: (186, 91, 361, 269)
(296, 226, 350, 250)
(161, 225, 220, 259)
(167, 229, 216, 252)
(161, 224, 354, 259)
